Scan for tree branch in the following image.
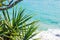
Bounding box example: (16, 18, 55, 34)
(0, 0, 22, 10)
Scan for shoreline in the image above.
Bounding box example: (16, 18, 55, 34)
(30, 28, 60, 40)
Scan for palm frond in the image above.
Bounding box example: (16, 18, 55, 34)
(0, 7, 39, 40)
(23, 24, 37, 40)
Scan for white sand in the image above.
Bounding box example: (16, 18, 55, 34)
(30, 29, 60, 40)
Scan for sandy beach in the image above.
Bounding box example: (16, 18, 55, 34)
(30, 29, 60, 40)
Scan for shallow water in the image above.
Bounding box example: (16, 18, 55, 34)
(1, 0, 60, 30)
(20, 0, 60, 30)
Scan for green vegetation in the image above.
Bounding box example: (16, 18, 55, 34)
(0, 0, 39, 40)
(33, 38, 41, 40)
(0, 7, 39, 40)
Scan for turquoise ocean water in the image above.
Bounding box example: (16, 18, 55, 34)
(20, 0, 60, 30)
(1, 0, 60, 31)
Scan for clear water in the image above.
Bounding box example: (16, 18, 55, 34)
(1, 0, 60, 31)
(20, 0, 60, 30)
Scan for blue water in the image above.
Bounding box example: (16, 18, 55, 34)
(1, 0, 60, 30)
(20, 0, 60, 30)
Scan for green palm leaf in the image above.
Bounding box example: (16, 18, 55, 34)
(23, 24, 37, 40)
(0, 7, 39, 40)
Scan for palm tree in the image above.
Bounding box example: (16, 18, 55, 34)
(0, 7, 38, 40)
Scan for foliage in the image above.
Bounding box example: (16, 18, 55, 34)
(0, 7, 39, 40)
(0, 0, 22, 10)
(33, 38, 41, 40)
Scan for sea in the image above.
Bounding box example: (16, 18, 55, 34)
(20, 0, 60, 31)
(1, 0, 60, 31)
